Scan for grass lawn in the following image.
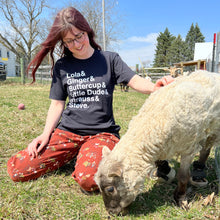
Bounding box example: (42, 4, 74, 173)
(0, 78, 219, 219)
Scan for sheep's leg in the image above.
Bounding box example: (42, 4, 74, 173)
(190, 138, 213, 186)
(198, 145, 211, 164)
(191, 146, 211, 176)
(174, 155, 194, 210)
(198, 135, 215, 163)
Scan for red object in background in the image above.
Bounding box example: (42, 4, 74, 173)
(213, 33, 216, 44)
(200, 62, 206, 70)
(18, 103, 25, 110)
(211, 33, 217, 72)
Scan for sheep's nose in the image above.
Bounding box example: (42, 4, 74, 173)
(108, 210, 119, 216)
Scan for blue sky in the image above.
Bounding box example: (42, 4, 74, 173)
(1, 0, 219, 68)
(112, 0, 220, 67)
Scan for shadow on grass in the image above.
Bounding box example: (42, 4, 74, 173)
(127, 157, 219, 217)
(56, 158, 77, 176)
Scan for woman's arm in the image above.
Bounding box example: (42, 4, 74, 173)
(127, 74, 174, 94)
(27, 99, 65, 157)
(42, 99, 65, 137)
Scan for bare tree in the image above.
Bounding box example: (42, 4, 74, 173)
(66, 0, 124, 50)
(0, 0, 124, 70)
(0, 0, 50, 65)
(142, 60, 152, 68)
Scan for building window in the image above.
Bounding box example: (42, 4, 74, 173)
(7, 51, 10, 58)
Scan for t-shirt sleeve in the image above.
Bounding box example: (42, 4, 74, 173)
(112, 53, 136, 84)
(49, 62, 68, 101)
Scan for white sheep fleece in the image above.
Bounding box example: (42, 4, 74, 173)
(96, 70, 220, 194)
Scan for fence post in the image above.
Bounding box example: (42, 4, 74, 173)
(20, 57, 25, 84)
(40, 71, 43, 83)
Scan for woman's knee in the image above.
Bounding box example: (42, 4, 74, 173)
(72, 133, 119, 191)
(72, 169, 98, 191)
(7, 156, 26, 182)
(7, 151, 44, 182)
(72, 143, 103, 191)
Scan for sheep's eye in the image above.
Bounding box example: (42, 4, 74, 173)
(106, 186, 114, 193)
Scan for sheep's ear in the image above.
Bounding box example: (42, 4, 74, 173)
(108, 165, 122, 178)
(102, 146, 111, 158)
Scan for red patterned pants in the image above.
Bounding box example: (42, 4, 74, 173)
(7, 128, 119, 191)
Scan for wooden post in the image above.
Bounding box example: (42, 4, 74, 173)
(181, 62, 183, 74)
(40, 71, 43, 84)
(197, 60, 200, 70)
(20, 57, 25, 84)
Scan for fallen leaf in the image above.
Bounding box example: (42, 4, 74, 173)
(203, 192, 215, 206)
(204, 214, 217, 220)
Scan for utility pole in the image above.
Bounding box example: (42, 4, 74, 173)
(211, 33, 216, 72)
(102, 0, 106, 50)
(214, 32, 220, 73)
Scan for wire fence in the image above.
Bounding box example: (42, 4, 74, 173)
(29, 65, 52, 84)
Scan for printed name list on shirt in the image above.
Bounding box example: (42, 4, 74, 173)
(66, 71, 109, 109)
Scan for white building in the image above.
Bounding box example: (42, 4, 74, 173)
(0, 43, 16, 76)
(194, 32, 220, 73)
(194, 42, 213, 61)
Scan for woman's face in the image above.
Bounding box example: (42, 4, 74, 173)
(63, 26, 94, 59)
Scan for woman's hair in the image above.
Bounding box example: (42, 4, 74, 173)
(27, 7, 102, 82)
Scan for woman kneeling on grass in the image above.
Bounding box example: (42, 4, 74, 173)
(7, 7, 174, 194)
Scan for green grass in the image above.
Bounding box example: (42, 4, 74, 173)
(0, 78, 219, 219)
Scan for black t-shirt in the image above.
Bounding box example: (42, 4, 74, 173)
(49, 50, 135, 137)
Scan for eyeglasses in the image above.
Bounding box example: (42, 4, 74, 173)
(63, 32, 85, 47)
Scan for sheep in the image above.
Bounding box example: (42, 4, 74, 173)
(94, 70, 220, 216)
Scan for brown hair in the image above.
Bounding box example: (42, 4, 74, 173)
(27, 7, 102, 82)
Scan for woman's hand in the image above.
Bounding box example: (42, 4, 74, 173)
(27, 134, 50, 158)
(128, 74, 175, 94)
(154, 75, 174, 91)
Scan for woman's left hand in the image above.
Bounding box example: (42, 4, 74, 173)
(154, 75, 174, 91)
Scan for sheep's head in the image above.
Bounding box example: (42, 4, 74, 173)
(94, 147, 137, 216)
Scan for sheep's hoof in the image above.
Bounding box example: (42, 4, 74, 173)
(174, 194, 189, 211)
(174, 189, 189, 210)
